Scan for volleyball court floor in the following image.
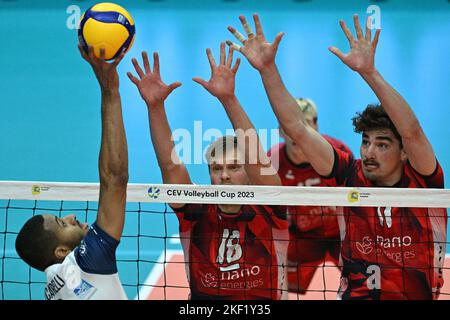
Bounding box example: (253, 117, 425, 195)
(137, 250, 450, 300)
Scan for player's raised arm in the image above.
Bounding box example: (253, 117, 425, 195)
(193, 43, 281, 186)
(227, 14, 334, 177)
(78, 45, 128, 241)
(329, 15, 436, 175)
(128, 52, 190, 208)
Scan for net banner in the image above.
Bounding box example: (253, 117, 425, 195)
(0, 180, 449, 208)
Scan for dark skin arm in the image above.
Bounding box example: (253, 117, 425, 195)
(78, 45, 128, 241)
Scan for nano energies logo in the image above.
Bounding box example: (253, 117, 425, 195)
(356, 236, 373, 255)
(148, 187, 161, 199)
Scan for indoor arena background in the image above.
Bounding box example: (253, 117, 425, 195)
(0, 0, 449, 299)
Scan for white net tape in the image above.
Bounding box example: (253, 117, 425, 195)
(0, 180, 449, 208)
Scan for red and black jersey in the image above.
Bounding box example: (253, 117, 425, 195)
(268, 135, 353, 238)
(173, 204, 289, 300)
(324, 147, 447, 300)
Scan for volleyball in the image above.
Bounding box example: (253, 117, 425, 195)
(78, 3, 135, 61)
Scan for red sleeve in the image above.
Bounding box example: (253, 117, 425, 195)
(321, 146, 355, 186)
(407, 159, 445, 189)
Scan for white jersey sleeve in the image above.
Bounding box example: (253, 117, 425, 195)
(44, 223, 127, 300)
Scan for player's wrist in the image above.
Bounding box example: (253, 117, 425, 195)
(101, 87, 120, 98)
(218, 94, 238, 107)
(258, 62, 277, 77)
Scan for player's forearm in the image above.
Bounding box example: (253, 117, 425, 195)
(361, 69, 422, 139)
(99, 89, 129, 185)
(147, 104, 187, 180)
(220, 95, 281, 186)
(259, 63, 309, 142)
(260, 64, 335, 176)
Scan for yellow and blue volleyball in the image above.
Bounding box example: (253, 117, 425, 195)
(78, 3, 135, 60)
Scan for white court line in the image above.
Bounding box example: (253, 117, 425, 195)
(134, 249, 182, 300)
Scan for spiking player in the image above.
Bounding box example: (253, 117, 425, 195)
(15, 45, 129, 300)
(268, 97, 353, 293)
(128, 43, 289, 300)
(227, 13, 447, 300)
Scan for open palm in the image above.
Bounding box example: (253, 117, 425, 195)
(227, 14, 284, 71)
(127, 52, 181, 107)
(193, 43, 240, 101)
(329, 15, 381, 75)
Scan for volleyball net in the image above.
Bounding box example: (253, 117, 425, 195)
(0, 181, 449, 300)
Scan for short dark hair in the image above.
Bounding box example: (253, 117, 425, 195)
(15, 215, 59, 271)
(352, 104, 402, 147)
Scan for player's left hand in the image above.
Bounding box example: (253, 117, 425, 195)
(78, 44, 125, 91)
(328, 14, 381, 76)
(192, 42, 240, 102)
(226, 14, 284, 72)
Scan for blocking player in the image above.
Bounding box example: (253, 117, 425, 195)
(127, 44, 289, 300)
(268, 97, 353, 293)
(15, 46, 129, 300)
(227, 14, 447, 299)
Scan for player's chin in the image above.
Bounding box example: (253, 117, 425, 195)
(362, 168, 379, 181)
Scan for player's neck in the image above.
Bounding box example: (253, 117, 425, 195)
(218, 204, 242, 214)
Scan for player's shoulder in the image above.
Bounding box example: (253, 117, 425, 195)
(403, 160, 444, 188)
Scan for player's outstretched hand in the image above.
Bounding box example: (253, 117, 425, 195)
(328, 14, 381, 76)
(78, 44, 125, 91)
(193, 42, 240, 102)
(226, 14, 284, 72)
(127, 51, 182, 108)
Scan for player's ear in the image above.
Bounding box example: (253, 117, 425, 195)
(54, 246, 72, 261)
(400, 148, 408, 162)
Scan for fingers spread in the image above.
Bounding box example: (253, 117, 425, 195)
(365, 16, 372, 42)
(226, 40, 241, 52)
(99, 47, 106, 61)
(132, 57, 145, 78)
(113, 48, 126, 67)
(153, 52, 160, 76)
(78, 44, 89, 62)
(353, 14, 363, 40)
(226, 45, 234, 68)
(372, 28, 381, 49)
(232, 57, 241, 74)
(340, 20, 355, 45)
(272, 32, 284, 51)
(127, 72, 139, 85)
(206, 48, 217, 72)
(239, 15, 254, 37)
(220, 42, 226, 66)
(253, 13, 264, 37)
(168, 81, 182, 93)
(328, 46, 346, 61)
(142, 51, 151, 74)
(228, 26, 247, 44)
(192, 77, 208, 88)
